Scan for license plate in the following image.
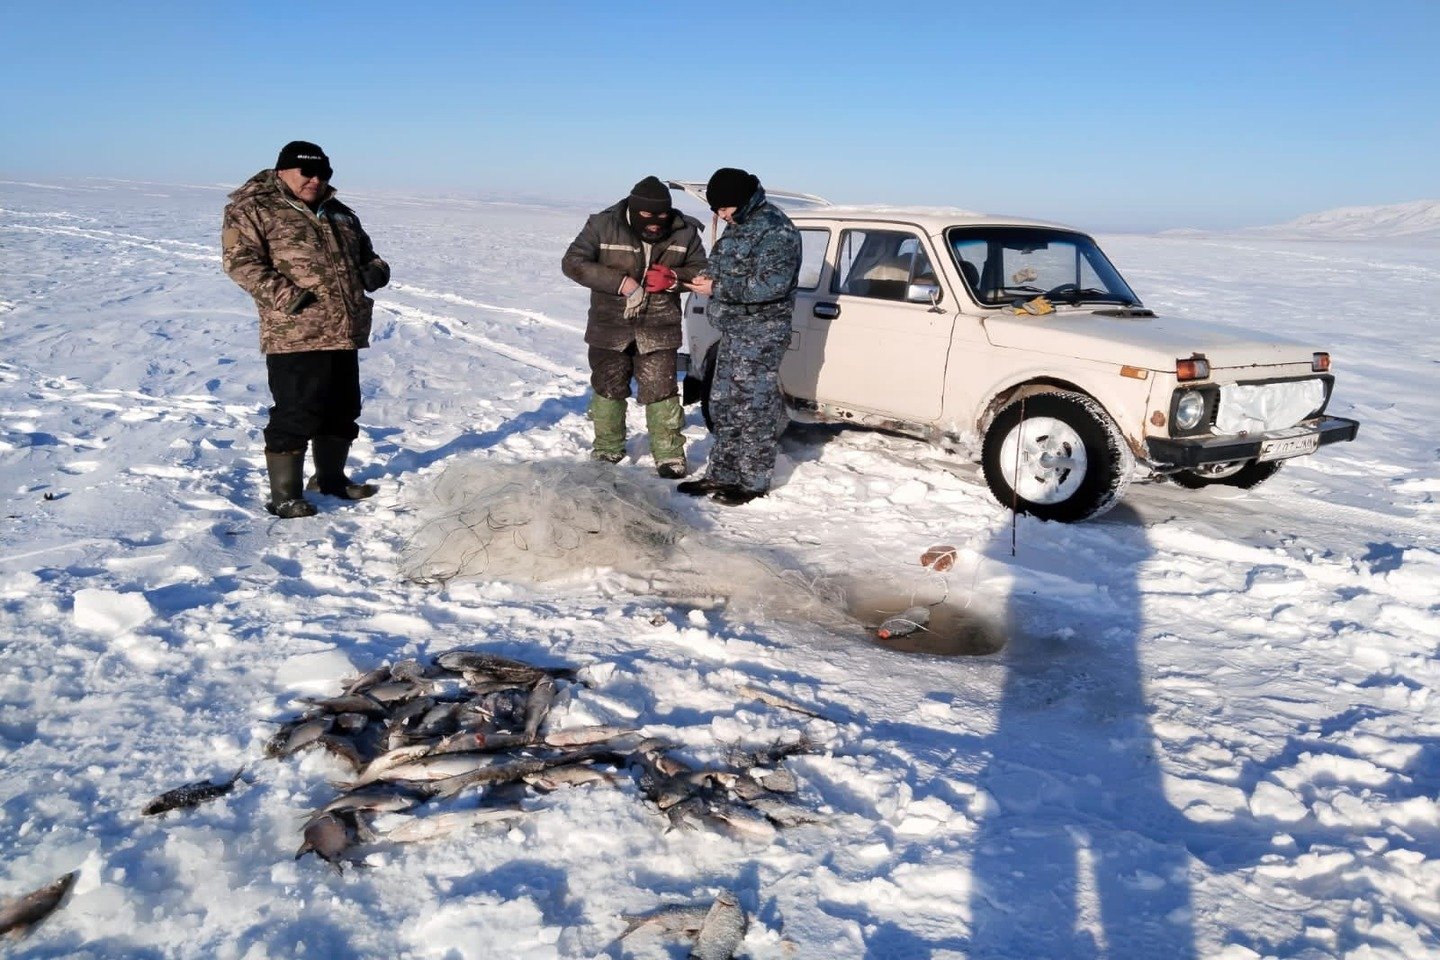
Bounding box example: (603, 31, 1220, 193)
(1257, 430, 1320, 462)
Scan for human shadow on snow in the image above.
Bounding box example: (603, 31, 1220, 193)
(382, 391, 590, 478)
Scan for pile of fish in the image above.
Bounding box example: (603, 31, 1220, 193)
(241, 649, 822, 867)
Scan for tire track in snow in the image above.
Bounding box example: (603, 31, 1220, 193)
(381, 301, 585, 381)
(0, 223, 220, 262)
(388, 282, 583, 335)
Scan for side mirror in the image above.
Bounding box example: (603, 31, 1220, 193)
(906, 282, 941, 305)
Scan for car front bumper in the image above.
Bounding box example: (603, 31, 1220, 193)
(1145, 416, 1360, 469)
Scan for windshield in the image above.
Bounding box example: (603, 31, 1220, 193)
(946, 226, 1140, 307)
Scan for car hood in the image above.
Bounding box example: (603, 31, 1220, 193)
(982, 309, 1316, 371)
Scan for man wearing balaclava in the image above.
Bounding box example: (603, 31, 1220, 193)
(562, 176, 708, 477)
(679, 168, 801, 506)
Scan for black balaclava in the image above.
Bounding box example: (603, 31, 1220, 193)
(627, 175, 674, 243)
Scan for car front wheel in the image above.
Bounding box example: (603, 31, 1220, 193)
(981, 391, 1134, 522)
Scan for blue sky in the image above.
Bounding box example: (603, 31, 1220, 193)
(2, 0, 1436, 231)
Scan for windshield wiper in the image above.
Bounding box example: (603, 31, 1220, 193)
(1048, 286, 1136, 306)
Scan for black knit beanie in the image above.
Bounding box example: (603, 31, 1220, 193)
(627, 176, 672, 216)
(705, 167, 758, 210)
(275, 140, 332, 178)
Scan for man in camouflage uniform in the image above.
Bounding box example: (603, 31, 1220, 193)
(222, 141, 389, 519)
(561, 176, 708, 478)
(679, 168, 800, 506)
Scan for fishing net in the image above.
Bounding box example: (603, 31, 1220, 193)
(400, 459, 850, 626)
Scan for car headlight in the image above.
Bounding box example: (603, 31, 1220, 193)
(1174, 390, 1206, 431)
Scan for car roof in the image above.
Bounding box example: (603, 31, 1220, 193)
(790, 206, 1082, 234)
(664, 179, 1085, 235)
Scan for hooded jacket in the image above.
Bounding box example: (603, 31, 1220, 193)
(706, 186, 801, 326)
(561, 200, 708, 352)
(222, 170, 389, 355)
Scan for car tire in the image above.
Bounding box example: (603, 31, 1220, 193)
(1170, 460, 1283, 489)
(981, 390, 1134, 522)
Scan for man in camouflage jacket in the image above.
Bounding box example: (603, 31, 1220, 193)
(222, 141, 389, 519)
(561, 176, 707, 478)
(679, 168, 800, 506)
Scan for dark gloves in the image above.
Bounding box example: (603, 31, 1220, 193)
(286, 290, 317, 315)
(361, 260, 390, 292)
(644, 263, 677, 293)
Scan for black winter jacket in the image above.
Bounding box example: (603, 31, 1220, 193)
(561, 201, 708, 352)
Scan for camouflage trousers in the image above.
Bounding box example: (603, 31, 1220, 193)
(705, 315, 790, 493)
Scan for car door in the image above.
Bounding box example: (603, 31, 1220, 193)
(787, 225, 956, 422)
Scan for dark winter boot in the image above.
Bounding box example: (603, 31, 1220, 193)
(645, 395, 687, 478)
(676, 476, 726, 497)
(306, 436, 378, 500)
(265, 451, 317, 519)
(589, 395, 627, 463)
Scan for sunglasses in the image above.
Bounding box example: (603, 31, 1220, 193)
(297, 163, 333, 181)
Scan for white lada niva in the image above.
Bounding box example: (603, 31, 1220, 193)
(675, 184, 1360, 522)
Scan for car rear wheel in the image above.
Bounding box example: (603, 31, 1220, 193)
(981, 391, 1133, 522)
(1170, 459, 1283, 489)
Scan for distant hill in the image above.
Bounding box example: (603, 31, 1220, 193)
(1243, 199, 1440, 241)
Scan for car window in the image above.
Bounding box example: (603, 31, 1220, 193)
(946, 226, 1139, 307)
(796, 228, 829, 291)
(832, 229, 935, 302)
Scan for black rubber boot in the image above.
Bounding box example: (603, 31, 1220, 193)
(306, 436, 378, 500)
(265, 451, 317, 518)
(676, 477, 726, 497)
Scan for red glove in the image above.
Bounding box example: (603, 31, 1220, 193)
(644, 263, 677, 293)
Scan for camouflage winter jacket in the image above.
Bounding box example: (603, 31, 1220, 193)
(222, 170, 390, 355)
(706, 187, 801, 331)
(561, 200, 708, 353)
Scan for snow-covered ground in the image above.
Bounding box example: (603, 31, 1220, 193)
(2, 177, 1438, 959)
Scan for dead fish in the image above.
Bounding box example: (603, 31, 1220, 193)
(747, 766, 798, 794)
(429, 746, 614, 800)
(297, 692, 388, 717)
(664, 795, 708, 832)
(747, 795, 825, 827)
(142, 768, 245, 816)
(314, 734, 365, 771)
(707, 801, 777, 843)
(428, 730, 532, 757)
(619, 903, 711, 940)
(321, 782, 429, 816)
(0, 871, 78, 941)
(330, 712, 370, 735)
(523, 676, 556, 741)
(389, 657, 444, 683)
(735, 685, 826, 719)
(352, 742, 436, 787)
(296, 811, 359, 869)
(367, 752, 497, 784)
(341, 664, 392, 696)
(523, 763, 619, 792)
(543, 724, 636, 748)
(264, 717, 330, 758)
(434, 649, 577, 685)
(691, 890, 747, 960)
(374, 806, 528, 843)
(364, 680, 428, 705)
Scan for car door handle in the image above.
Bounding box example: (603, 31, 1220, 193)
(813, 302, 840, 319)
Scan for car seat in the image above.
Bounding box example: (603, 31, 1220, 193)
(849, 252, 913, 300)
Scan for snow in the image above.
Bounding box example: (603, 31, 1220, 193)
(2, 176, 1440, 958)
